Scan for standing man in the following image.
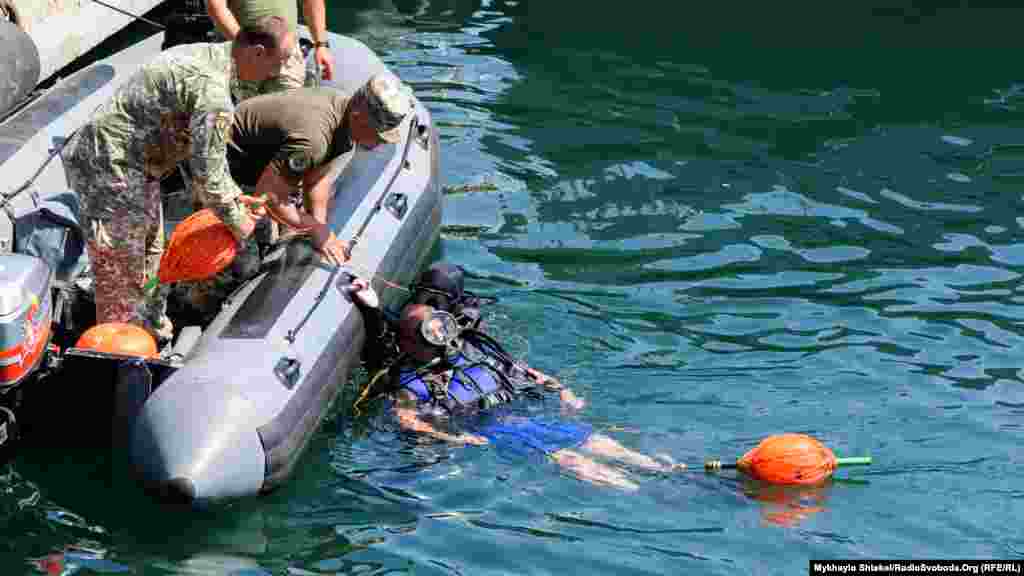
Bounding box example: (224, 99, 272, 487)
(61, 17, 296, 343)
(206, 0, 336, 98)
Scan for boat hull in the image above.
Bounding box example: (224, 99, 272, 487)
(0, 26, 441, 504)
(129, 34, 441, 506)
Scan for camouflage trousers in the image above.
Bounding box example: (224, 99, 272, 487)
(61, 129, 173, 343)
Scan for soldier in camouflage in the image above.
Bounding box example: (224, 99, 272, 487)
(169, 72, 413, 324)
(61, 16, 296, 344)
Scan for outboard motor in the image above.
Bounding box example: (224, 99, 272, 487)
(0, 17, 41, 122)
(0, 254, 53, 388)
(0, 253, 53, 451)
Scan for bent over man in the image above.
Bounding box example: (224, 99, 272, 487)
(172, 72, 412, 323)
(227, 72, 412, 263)
(61, 17, 295, 342)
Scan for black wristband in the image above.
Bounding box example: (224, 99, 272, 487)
(313, 40, 330, 49)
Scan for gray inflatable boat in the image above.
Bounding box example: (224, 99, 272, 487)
(0, 27, 440, 506)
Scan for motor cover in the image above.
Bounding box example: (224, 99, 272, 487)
(0, 254, 52, 387)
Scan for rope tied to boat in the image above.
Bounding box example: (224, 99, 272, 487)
(0, 129, 79, 219)
(89, 0, 166, 30)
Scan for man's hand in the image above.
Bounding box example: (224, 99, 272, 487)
(238, 194, 267, 218)
(315, 46, 335, 80)
(231, 195, 268, 242)
(237, 211, 257, 240)
(311, 223, 350, 265)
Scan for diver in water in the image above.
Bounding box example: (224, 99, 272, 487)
(346, 262, 684, 491)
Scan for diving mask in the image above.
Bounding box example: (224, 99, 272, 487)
(419, 309, 460, 348)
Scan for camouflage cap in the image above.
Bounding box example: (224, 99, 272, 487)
(359, 72, 412, 144)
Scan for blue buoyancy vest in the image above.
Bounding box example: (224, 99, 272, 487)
(397, 351, 518, 412)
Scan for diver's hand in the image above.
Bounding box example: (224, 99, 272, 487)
(459, 434, 489, 446)
(526, 367, 561, 389)
(559, 388, 585, 412)
(311, 223, 350, 265)
(345, 276, 379, 308)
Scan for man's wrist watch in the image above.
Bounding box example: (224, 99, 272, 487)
(313, 40, 330, 49)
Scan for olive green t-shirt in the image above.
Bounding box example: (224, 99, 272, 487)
(228, 87, 353, 187)
(228, 0, 298, 33)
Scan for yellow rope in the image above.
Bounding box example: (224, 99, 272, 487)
(346, 261, 412, 294)
(353, 365, 393, 415)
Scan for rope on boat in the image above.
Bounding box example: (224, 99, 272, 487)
(90, 0, 166, 30)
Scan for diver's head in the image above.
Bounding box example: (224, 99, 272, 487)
(412, 262, 465, 313)
(397, 303, 459, 363)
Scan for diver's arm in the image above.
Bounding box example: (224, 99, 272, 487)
(205, 0, 240, 40)
(346, 278, 393, 374)
(522, 366, 585, 411)
(395, 405, 487, 445)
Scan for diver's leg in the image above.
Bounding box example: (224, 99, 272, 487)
(550, 449, 639, 491)
(580, 434, 685, 471)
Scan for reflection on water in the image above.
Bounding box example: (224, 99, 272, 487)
(740, 478, 832, 529)
(4, 0, 1024, 574)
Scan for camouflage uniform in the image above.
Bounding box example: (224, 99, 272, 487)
(211, 25, 306, 101)
(62, 42, 250, 343)
(235, 48, 306, 101)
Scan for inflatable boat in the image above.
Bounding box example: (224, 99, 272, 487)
(0, 22, 441, 506)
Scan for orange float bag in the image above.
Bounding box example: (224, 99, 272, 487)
(156, 208, 238, 284)
(75, 322, 158, 358)
(736, 433, 837, 485)
(141, 208, 238, 296)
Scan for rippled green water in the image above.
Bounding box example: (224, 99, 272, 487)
(4, 2, 1024, 574)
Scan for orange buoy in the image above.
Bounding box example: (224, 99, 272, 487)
(157, 208, 238, 284)
(736, 433, 837, 485)
(75, 322, 158, 358)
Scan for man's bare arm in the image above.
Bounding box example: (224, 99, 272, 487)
(206, 0, 240, 40)
(255, 165, 349, 264)
(301, 162, 334, 224)
(302, 0, 335, 80)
